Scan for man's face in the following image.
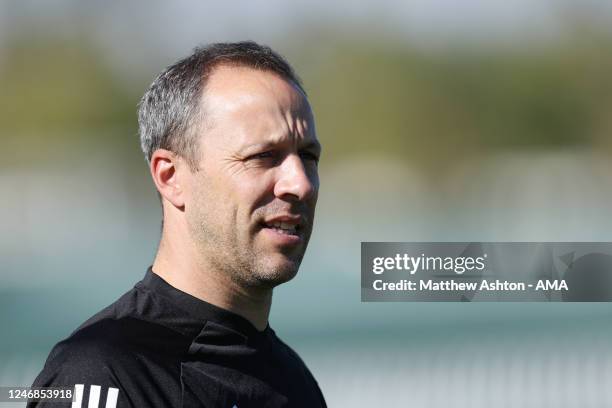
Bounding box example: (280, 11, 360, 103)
(184, 65, 320, 289)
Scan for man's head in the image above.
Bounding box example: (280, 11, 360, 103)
(138, 42, 320, 290)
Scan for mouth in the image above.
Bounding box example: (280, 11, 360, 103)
(259, 215, 305, 244)
(260, 220, 301, 236)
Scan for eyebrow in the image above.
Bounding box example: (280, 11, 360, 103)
(239, 139, 322, 156)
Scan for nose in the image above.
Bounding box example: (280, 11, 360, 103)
(274, 154, 317, 201)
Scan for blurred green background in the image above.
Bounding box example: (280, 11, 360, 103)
(2, 1, 612, 406)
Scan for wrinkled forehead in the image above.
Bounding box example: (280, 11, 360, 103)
(200, 65, 315, 143)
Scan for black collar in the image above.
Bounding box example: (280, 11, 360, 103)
(138, 267, 271, 341)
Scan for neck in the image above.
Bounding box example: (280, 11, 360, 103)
(152, 228, 272, 331)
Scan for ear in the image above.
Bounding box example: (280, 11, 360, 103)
(150, 149, 186, 209)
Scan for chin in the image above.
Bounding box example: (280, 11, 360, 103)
(251, 256, 301, 288)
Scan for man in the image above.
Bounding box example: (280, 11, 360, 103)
(28, 41, 326, 408)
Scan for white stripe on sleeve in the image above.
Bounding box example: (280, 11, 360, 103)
(105, 387, 119, 408)
(72, 384, 84, 408)
(87, 385, 101, 408)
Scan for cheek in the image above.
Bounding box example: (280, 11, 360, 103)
(186, 174, 227, 220)
(236, 174, 276, 213)
(185, 180, 213, 223)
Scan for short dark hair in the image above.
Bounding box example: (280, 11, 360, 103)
(138, 41, 305, 170)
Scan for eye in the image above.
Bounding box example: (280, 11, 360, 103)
(246, 150, 281, 165)
(252, 151, 275, 159)
(299, 151, 320, 164)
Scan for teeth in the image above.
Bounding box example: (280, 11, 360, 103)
(280, 222, 295, 231)
(269, 221, 297, 231)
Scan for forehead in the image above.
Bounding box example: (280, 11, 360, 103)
(204, 64, 305, 104)
(200, 65, 316, 147)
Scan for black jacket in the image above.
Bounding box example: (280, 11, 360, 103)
(28, 268, 326, 408)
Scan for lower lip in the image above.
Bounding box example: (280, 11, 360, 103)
(260, 227, 302, 246)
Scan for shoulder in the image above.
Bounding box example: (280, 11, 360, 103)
(61, 284, 193, 359)
(29, 307, 189, 408)
(27, 324, 130, 408)
(32, 318, 148, 387)
(39, 310, 191, 377)
(29, 318, 186, 408)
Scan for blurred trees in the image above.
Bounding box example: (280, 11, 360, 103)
(2, 30, 611, 172)
(303, 33, 612, 170)
(0, 37, 140, 169)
